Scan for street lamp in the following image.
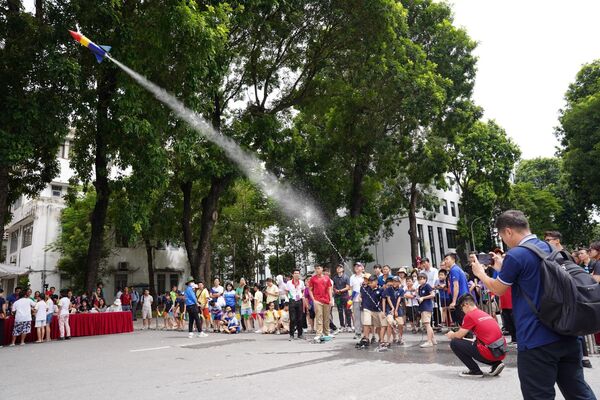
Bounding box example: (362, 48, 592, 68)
(470, 215, 485, 252)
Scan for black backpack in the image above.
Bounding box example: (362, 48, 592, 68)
(520, 242, 600, 336)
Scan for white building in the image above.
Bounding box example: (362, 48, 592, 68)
(2, 139, 190, 303)
(369, 181, 462, 270)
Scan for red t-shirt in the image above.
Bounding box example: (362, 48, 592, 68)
(309, 275, 332, 304)
(120, 293, 131, 305)
(461, 308, 506, 361)
(499, 287, 512, 310)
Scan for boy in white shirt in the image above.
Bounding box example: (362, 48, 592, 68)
(34, 297, 48, 342)
(10, 292, 35, 346)
(58, 289, 72, 340)
(141, 289, 153, 329)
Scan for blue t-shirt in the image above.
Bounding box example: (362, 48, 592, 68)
(227, 316, 240, 332)
(361, 286, 383, 312)
(378, 274, 395, 287)
(224, 290, 237, 307)
(383, 286, 402, 313)
(418, 283, 434, 312)
(184, 286, 196, 306)
(448, 264, 469, 300)
(498, 236, 567, 351)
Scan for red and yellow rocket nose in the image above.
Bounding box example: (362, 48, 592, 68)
(69, 30, 82, 42)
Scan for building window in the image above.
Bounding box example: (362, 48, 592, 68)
(442, 200, 449, 215)
(437, 227, 445, 261)
(455, 184, 460, 194)
(450, 201, 456, 217)
(157, 273, 166, 295)
(115, 273, 128, 293)
(170, 274, 179, 289)
(428, 226, 437, 267)
(52, 185, 62, 197)
(12, 196, 22, 211)
(22, 223, 33, 248)
(446, 229, 458, 249)
(417, 224, 425, 258)
(10, 231, 19, 254)
(58, 140, 70, 159)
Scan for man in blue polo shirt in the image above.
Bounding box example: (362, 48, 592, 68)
(444, 252, 469, 325)
(472, 210, 596, 400)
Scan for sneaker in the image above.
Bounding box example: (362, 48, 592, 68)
(65, 337, 71, 340)
(188, 332, 194, 338)
(254, 330, 262, 334)
(333, 329, 341, 335)
(420, 342, 433, 348)
(313, 335, 321, 342)
(398, 339, 405, 346)
(199, 332, 209, 337)
(289, 337, 293, 341)
(276, 331, 281, 335)
(582, 359, 593, 368)
(459, 370, 484, 378)
(489, 362, 505, 377)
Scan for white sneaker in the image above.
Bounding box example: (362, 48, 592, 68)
(199, 332, 208, 337)
(420, 341, 433, 348)
(188, 332, 194, 338)
(313, 335, 321, 341)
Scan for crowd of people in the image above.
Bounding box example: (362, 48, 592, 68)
(1, 210, 598, 399)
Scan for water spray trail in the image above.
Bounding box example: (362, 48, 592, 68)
(108, 56, 324, 227)
(323, 231, 345, 263)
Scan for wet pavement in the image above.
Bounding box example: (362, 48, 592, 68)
(1, 326, 597, 399)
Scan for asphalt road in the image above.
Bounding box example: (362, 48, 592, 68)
(1, 324, 598, 399)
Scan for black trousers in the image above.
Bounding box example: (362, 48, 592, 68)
(0, 318, 3, 345)
(289, 300, 303, 338)
(187, 304, 202, 333)
(501, 308, 517, 342)
(450, 338, 499, 372)
(451, 307, 464, 326)
(517, 338, 596, 400)
(334, 296, 352, 328)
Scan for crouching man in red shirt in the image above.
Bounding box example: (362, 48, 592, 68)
(447, 293, 507, 378)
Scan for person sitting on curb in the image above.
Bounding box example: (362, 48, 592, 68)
(446, 293, 507, 378)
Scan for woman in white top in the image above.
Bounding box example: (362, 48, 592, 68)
(11, 292, 35, 346)
(45, 294, 55, 342)
(34, 296, 48, 342)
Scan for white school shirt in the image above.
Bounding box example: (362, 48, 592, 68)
(349, 273, 364, 302)
(59, 297, 71, 316)
(142, 295, 153, 308)
(46, 299, 55, 315)
(286, 280, 305, 301)
(35, 300, 48, 321)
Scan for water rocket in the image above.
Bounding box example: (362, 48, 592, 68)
(68, 29, 112, 63)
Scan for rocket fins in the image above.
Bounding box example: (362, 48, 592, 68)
(100, 45, 112, 52)
(94, 53, 104, 63)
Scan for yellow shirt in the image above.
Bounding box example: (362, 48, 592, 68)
(197, 288, 210, 308)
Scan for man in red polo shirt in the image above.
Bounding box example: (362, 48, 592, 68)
(308, 265, 332, 341)
(447, 293, 506, 378)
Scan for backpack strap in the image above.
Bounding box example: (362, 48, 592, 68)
(517, 241, 555, 318)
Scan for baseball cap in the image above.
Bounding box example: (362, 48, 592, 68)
(368, 275, 377, 282)
(354, 262, 364, 267)
(392, 276, 400, 282)
(398, 267, 408, 275)
(363, 272, 371, 280)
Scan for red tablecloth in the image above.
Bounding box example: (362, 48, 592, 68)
(2, 312, 133, 345)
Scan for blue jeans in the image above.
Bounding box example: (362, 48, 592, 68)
(518, 338, 596, 400)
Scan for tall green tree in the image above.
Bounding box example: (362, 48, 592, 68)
(448, 120, 521, 252)
(0, 0, 78, 237)
(557, 60, 600, 246)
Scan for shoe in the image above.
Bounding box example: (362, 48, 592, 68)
(254, 330, 262, 333)
(370, 337, 376, 344)
(8, 343, 15, 347)
(297, 336, 303, 340)
(582, 359, 593, 368)
(65, 337, 71, 340)
(489, 362, 505, 377)
(459, 370, 484, 378)
(313, 335, 321, 342)
(200, 332, 208, 337)
(398, 339, 405, 346)
(420, 342, 433, 348)
(333, 329, 341, 335)
(353, 334, 361, 340)
(276, 331, 281, 335)
(188, 332, 194, 338)
(289, 336, 293, 341)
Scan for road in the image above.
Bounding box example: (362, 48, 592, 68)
(1, 325, 598, 399)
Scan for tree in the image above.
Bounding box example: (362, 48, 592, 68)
(557, 60, 600, 243)
(448, 120, 521, 252)
(507, 182, 562, 237)
(0, 0, 78, 238)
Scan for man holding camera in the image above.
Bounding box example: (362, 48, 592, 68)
(447, 293, 506, 378)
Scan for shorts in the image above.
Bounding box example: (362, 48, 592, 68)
(13, 321, 32, 336)
(202, 308, 210, 319)
(212, 314, 222, 321)
(405, 306, 420, 322)
(168, 311, 174, 318)
(420, 311, 432, 324)
(362, 309, 387, 328)
(386, 314, 395, 326)
(142, 307, 152, 319)
(36, 319, 47, 327)
(46, 314, 53, 324)
(395, 316, 405, 326)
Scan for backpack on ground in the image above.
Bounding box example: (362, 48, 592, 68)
(520, 243, 600, 336)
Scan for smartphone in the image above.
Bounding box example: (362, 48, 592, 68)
(476, 253, 492, 265)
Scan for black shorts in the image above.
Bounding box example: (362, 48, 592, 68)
(405, 306, 420, 322)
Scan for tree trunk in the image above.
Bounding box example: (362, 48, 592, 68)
(0, 166, 9, 241)
(194, 174, 232, 281)
(349, 157, 368, 218)
(145, 238, 156, 300)
(84, 68, 116, 293)
(180, 180, 195, 269)
(408, 182, 419, 267)
(35, 0, 43, 20)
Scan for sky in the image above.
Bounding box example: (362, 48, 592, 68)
(447, 0, 600, 159)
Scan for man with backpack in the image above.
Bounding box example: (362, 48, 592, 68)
(471, 210, 596, 400)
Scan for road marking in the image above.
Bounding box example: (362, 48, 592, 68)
(130, 346, 171, 352)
